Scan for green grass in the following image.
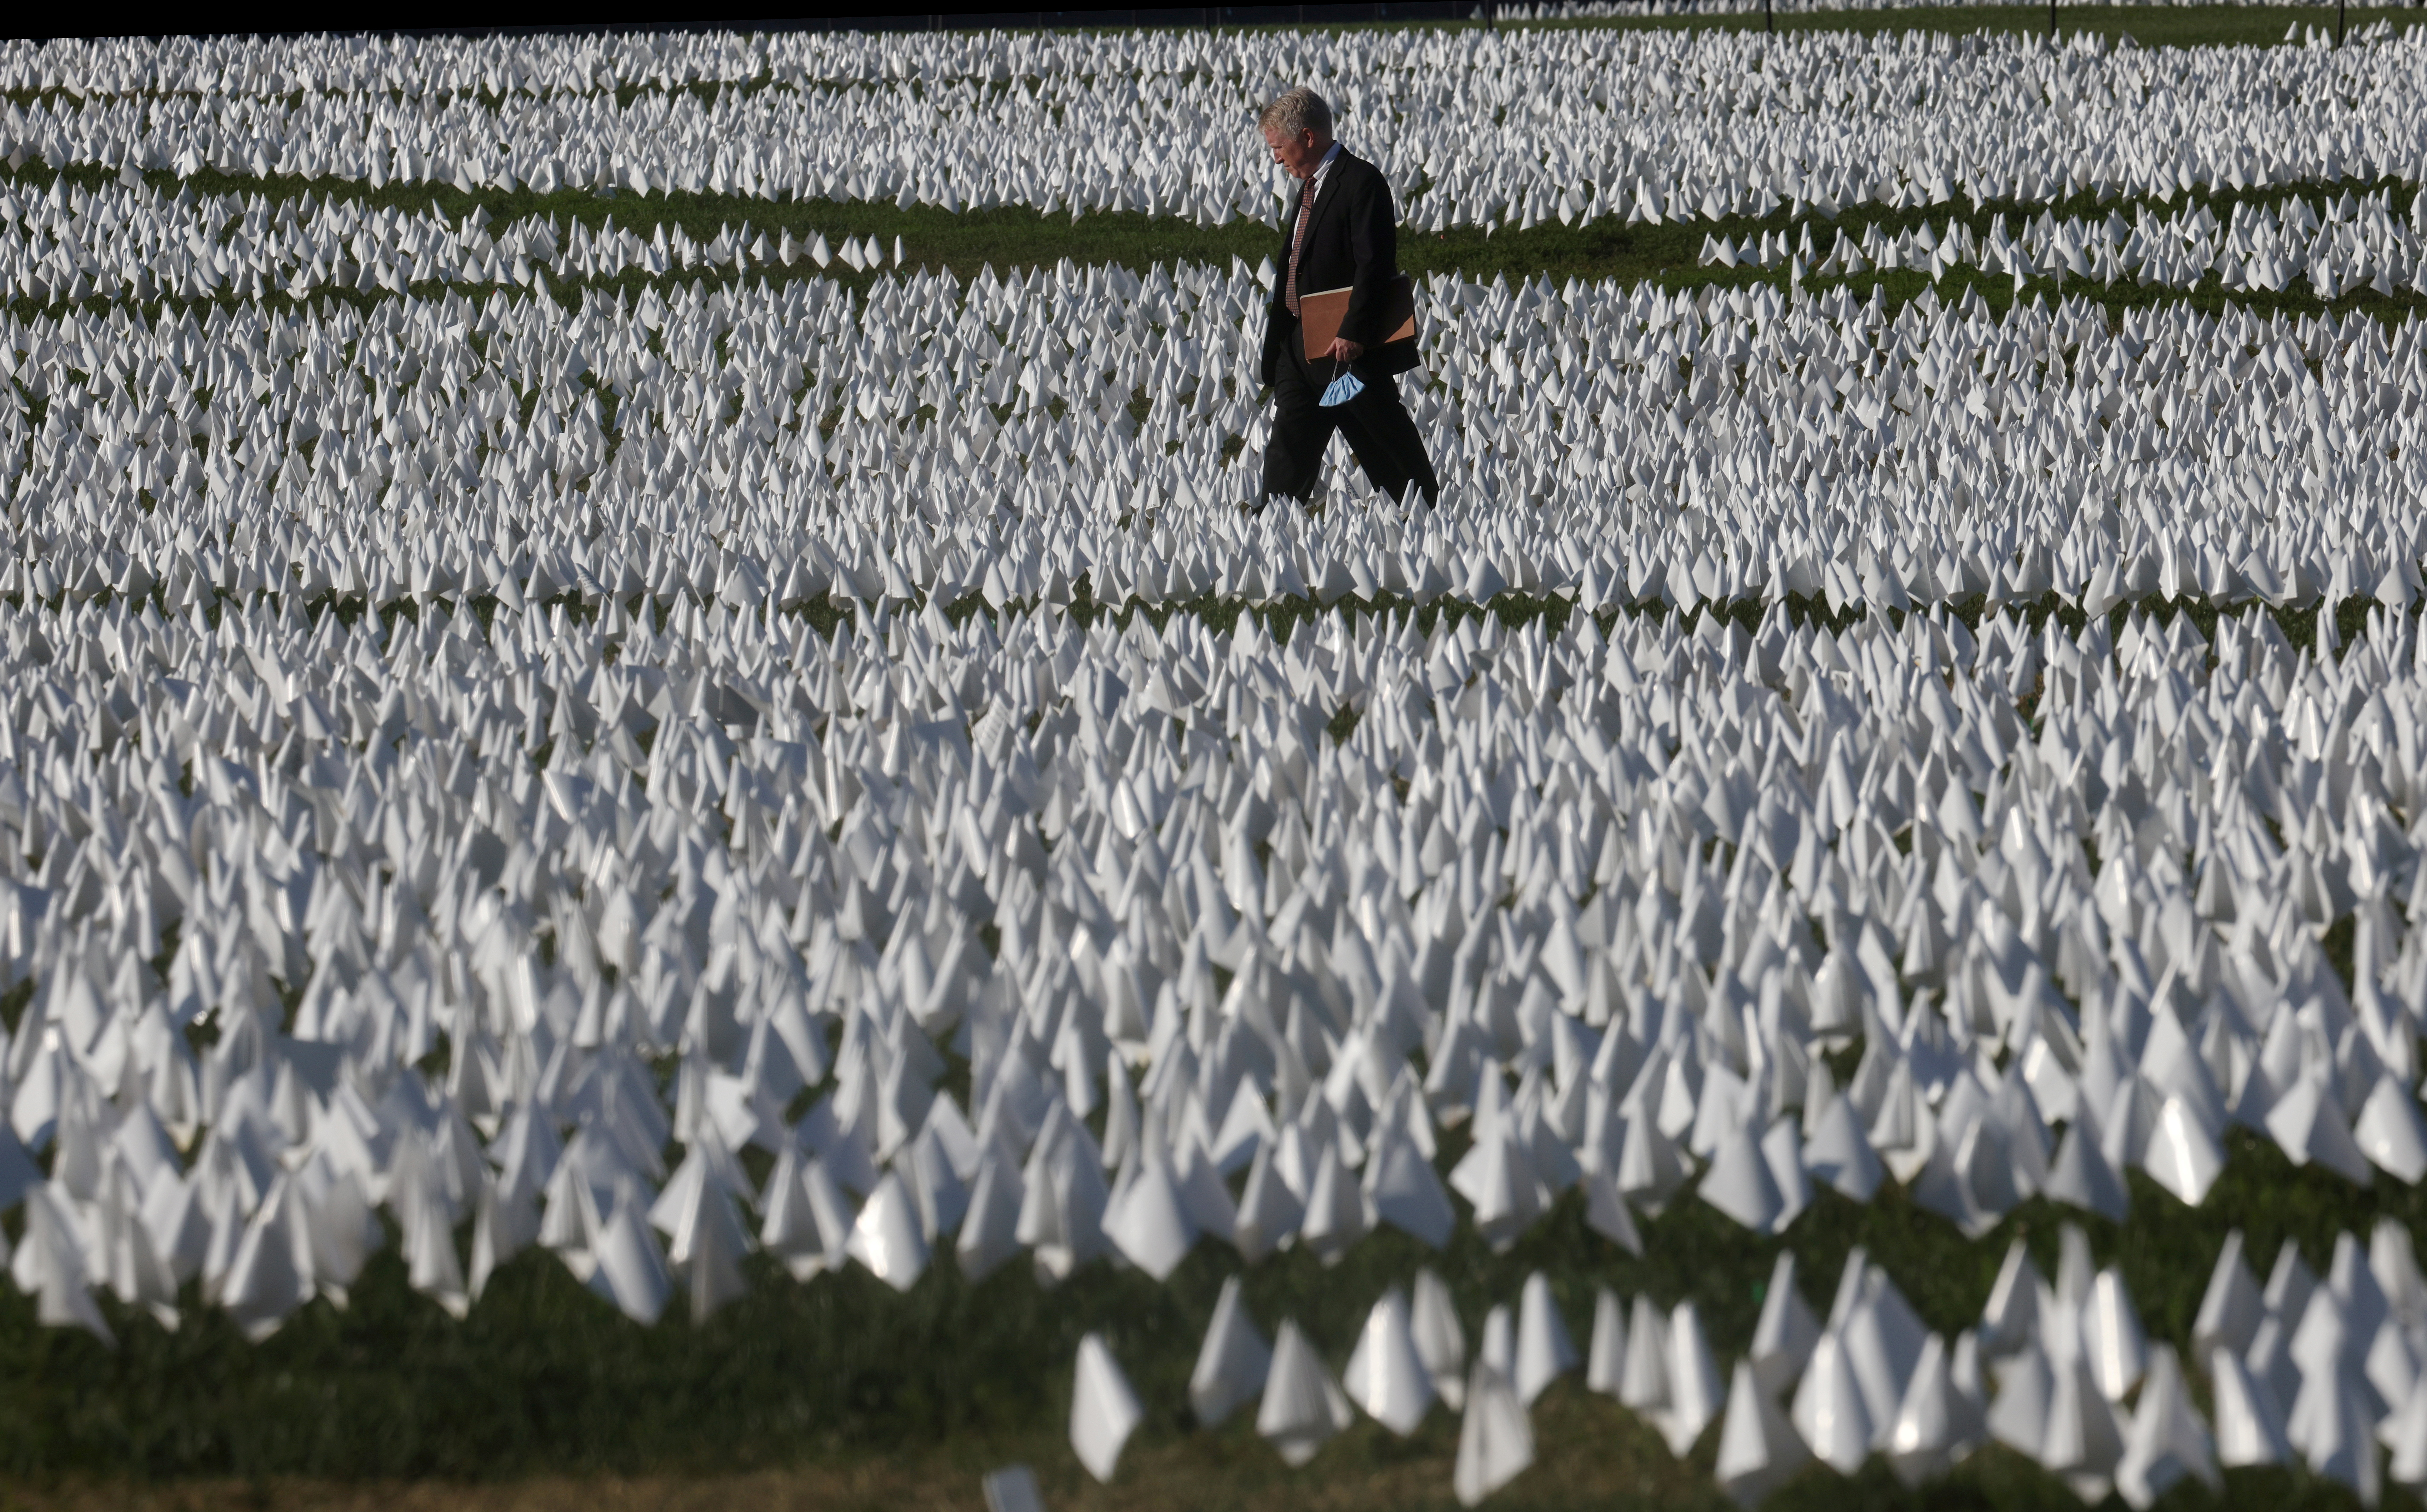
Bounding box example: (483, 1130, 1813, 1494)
(1506, 3, 2419, 48)
(0, 582, 2414, 1507)
(10, 159, 2423, 337)
(0, 579, 2412, 1509)
(12, 2, 2425, 338)
(6, 4, 2411, 123)
(0, 1128, 2414, 1508)
(10, 10, 2427, 1500)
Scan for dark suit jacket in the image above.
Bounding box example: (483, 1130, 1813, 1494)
(1259, 148, 1419, 386)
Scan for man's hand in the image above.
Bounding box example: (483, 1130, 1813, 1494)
(1326, 337, 1363, 364)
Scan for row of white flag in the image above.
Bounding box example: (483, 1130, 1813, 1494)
(8, 263, 2425, 626)
(1064, 1223, 2427, 1506)
(5, 26, 2422, 235)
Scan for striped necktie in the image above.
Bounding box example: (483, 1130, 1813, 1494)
(1285, 171, 1319, 316)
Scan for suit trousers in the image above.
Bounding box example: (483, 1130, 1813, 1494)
(1260, 342, 1439, 506)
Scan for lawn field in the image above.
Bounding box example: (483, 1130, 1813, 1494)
(0, 1137, 2422, 1508)
(1520, 4, 2415, 47)
(0, 11, 2425, 1511)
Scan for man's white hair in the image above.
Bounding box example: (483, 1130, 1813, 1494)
(1258, 86, 1333, 141)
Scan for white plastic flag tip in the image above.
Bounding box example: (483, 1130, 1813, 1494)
(1750, 1251, 1819, 1396)
(17, 1183, 112, 1345)
(2192, 1229, 2263, 1361)
(1658, 1301, 1726, 1457)
(1514, 1272, 1577, 1406)
(1343, 1286, 1436, 1435)
(847, 1171, 931, 1293)
(588, 1183, 671, 1328)
(1886, 1332, 1983, 1487)
(1415, 1268, 1469, 1411)
(1104, 1145, 1197, 1281)
(1586, 1287, 1628, 1397)
(2386, 1372, 2427, 1487)
(1071, 1332, 1144, 1483)
(1716, 1360, 1811, 1508)
(1189, 1274, 1273, 1428)
(1259, 1319, 1353, 1466)
(2083, 1267, 2149, 1403)
(1453, 1362, 1535, 1507)
(1700, 1120, 1785, 1234)
(2209, 1347, 2288, 1468)
(1792, 1331, 1873, 1475)
(2116, 1345, 2219, 1509)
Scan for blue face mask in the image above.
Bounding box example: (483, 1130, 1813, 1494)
(1320, 367, 1365, 407)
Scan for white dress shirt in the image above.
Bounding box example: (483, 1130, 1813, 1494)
(1287, 141, 1347, 313)
(1305, 140, 1343, 201)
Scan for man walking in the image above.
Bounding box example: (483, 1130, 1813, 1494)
(1256, 87, 1439, 508)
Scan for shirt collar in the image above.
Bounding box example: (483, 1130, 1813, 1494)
(1312, 141, 1343, 183)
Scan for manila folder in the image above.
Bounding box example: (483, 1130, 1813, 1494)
(1298, 275, 1417, 357)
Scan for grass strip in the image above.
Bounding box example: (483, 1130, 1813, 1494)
(0, 1129, 2409, 1499)
(1506, 1, 2421, 47)
(5, 163, 2421, 331)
